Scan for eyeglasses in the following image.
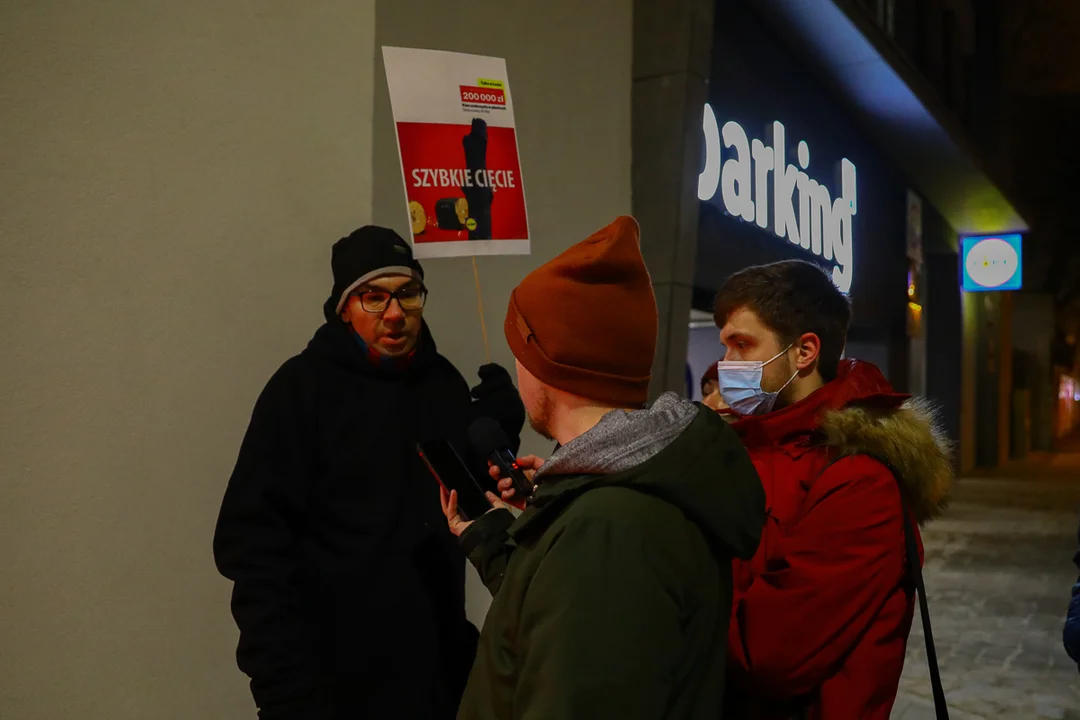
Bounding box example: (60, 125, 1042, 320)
(353, 286, 427, 313)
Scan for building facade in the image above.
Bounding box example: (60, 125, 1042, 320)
(677, 0, 1028, 476)
(0, 0, 1037, 717)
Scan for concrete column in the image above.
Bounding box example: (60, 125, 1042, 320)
(974, 293, 1002, 469)
(960, 291, 979, 474)
(997, 292, 1014, 467)
(632, 0, 714, 398)
(969, 290, 1015, 470)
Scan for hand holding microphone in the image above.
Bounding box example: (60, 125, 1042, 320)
(487, 455, 544, 511)
(467, 416, 542, 511)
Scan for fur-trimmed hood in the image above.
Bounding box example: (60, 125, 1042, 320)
(734, 359, 953, 524)
(819, 397, 952, 523)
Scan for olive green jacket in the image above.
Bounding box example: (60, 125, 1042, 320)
(457, 397, 765, 720)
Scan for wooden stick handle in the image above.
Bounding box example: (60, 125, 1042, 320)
(472, 256, 492, 364)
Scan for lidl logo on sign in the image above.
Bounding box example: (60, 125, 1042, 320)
(962, 234, 1022, 292)
(698, 103, 856, 294)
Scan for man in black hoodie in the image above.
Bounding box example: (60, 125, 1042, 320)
(213, 226, 525, 719)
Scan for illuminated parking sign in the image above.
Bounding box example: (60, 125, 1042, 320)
(698, 103, 856, 294)
(961, 234, 1022, 292)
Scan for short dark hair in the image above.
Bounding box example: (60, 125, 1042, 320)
(713, 260, 852, 382)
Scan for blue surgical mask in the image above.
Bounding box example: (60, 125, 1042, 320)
(715, 344, 798, 416)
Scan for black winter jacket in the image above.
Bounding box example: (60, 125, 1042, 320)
(213, 321, 512, 719)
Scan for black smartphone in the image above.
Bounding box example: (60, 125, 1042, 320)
(417, 440, 493, 520)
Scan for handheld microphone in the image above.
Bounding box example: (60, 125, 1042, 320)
(467, 417, 534, 500)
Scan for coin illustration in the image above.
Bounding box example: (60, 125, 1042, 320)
(409, 201, 426, 235)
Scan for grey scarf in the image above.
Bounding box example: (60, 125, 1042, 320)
(535, 392, 700, 480)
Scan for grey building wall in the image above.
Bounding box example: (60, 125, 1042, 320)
(1, 2, 378, 717)
(1, 0, 636, 715)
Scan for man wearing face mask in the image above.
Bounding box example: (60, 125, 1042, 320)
(710, 260, 953, 719)
(213, 226, 525, 719)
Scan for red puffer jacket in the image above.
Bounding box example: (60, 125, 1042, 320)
(724, 360, 952, 719)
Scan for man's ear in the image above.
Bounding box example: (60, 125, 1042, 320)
(795, 332, 821, 372)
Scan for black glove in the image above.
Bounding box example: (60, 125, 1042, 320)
(470, 363, 525, 449)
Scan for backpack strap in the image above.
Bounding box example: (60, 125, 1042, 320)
(823, 453, 950, 720)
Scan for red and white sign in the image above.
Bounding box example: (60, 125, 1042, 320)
(382, 47, 530, 258)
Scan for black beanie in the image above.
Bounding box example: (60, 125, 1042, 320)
(323, 226, 425, 322)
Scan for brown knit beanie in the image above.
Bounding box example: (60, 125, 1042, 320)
(504, 216, 658, 406)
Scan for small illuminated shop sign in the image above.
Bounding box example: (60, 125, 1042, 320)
(961, 234, 1022, 292)
(698, 104, 856, 293)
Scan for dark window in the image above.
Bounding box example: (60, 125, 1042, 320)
(962, 55, 975, 127)
(942, 8, 957, 107)
(862, 0, 896, 37)
(915, 0, 931, 75)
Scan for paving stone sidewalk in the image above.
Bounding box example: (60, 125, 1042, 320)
(893, 450, 1080, 719)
